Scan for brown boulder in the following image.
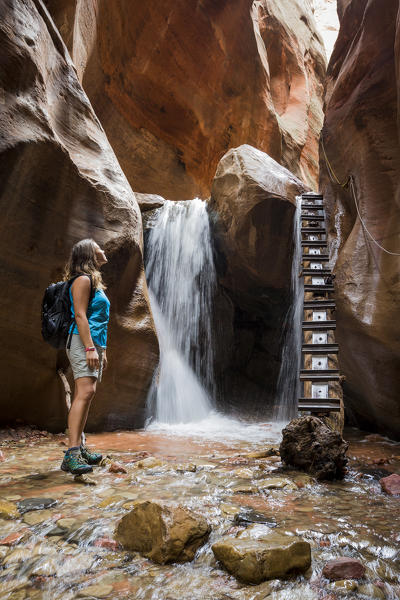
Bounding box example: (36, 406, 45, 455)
(0, 0, 158, 431)
(322, 557, 366, 581)
(380, 474, 400, 496)
(212, 526, 311, 584)
(321, 0, 400, 438)
(280, 416, 348, 480)
(114, 501, 211, 564)
(209, 145, 306, 411)
(46, 0, 325, 197)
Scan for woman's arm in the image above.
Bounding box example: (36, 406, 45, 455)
(71, 276, 99, 370)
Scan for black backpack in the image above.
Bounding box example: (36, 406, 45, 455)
(41, 275, 94, 349)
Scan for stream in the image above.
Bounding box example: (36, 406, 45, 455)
(0, 424, 399, 599)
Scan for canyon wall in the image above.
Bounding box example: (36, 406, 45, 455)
(45, 0, 326, 198)
(321, 0, 400, 438)
(0, 0, 159, 431)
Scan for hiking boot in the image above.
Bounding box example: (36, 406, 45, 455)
(61, 448, 93, 475)
(80, 444, 102, 465)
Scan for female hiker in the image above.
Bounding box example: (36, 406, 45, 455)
(61, 238, 110, 475)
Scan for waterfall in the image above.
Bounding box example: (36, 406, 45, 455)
(274, 197, 302, 421)
(145, 198, 217, 424)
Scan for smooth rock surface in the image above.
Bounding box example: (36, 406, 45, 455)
(46, 0, 325, 197)
(320, 0, 400, 439)
(0, 500, 19, 520)
(114, 500, 211, 564)
(322, 557, 366, 581)
(17, 497, 57, 514)
(280, 416, 348, 480)
(212, 526, 311, 583)
(0, 0, 158, 430)
(209, 145, 306, 411)
(379, 474, 400, 496)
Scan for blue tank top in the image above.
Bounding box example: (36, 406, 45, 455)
(69, 280, 110, 348)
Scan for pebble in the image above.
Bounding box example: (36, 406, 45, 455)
(108, 462, 127, 474)
(57, 517, 76, 530)
(99, 495, 125, 508)
(0, 529, 27, 546)
(323, 557, 366, 581)
(78, 583, 114, 597)
(256, 477, 297, 491)
(23, 509, 53, 526)
(17, 497, 57, 514)
(94, 537, 122, 551)
(379, 473, 400, 496)
(0, 499, 19, 519)
(358, 583, 386, 599)
(330, 579, 358, 592)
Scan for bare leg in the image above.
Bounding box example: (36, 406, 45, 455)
(68, 376, 97, 448)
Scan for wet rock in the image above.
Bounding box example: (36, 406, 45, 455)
(94, 537, 122, 551)
(175, 463, 197, 473)
(74, 474, 97, 485)
(231, 484, 259, 494)
(0, 530, 27, 546)
(379, 473, 400, 496)
(358, 583, 386, 599)
(114, 500, 211, 564)
(78, 583, 114, 598)
(212, 526, 311, 584)
(256, 478, 297, 491)
(17, 498, 57, 514)
(45, 526, 67, 537)
(247, 448, 280, 459)
(233, 510, 277, 528)
(23, 509, 53, 526)
(57, 553, 95, 575)
(56, 518, 76, 530)
(330, 579, 358, 592)
(108, 462, 128, 474)
(280, 417, 348, 480)
(99, 495, 126, 509)
(133, 457, 164, 470)
(0, 500, 20, 520)
(322, 557, 366, 581)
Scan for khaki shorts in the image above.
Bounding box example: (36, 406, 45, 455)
(66, 334, 104, 381)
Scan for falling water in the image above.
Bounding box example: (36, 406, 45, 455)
(274, 196, 303, 421)
(145, 198, 217, 424)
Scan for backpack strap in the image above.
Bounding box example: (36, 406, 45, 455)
(66, 274, 95, 350)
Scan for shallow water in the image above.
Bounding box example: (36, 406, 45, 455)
(0, 423, 399, 600)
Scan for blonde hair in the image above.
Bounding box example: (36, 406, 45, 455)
(63, 238, 106, 290)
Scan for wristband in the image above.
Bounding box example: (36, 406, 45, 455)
(85, 347, 96, 352)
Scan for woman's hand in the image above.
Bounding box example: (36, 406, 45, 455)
(102, 350, 108, 372)
(86, 349, 99, 370)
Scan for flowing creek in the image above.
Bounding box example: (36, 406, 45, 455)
(0, 425, 399, 599)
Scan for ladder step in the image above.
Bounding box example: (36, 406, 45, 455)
(300, 373, 339, 381)
(303, 300, 335, 308)
(302, 254, 330, 261)
(301, 203, 324, 209)
(302, 344, 339, 353)
(301, 241, 328, 247)
(301, 228, 326, 234)
(302, 194, 323, 198)
(298, 403, 341, 413)
(302, 321, 336, 330)
(302, 269, 332, 276)
(301, 214, 325, 221)
(304, 285, 334, 292)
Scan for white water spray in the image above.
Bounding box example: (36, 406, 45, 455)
(145, 199, 217, 424)
(274, 197, 302, 422)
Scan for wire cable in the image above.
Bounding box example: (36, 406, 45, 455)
(321, 136, 400, 256)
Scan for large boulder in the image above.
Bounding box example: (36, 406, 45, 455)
(320, 0, 400, 439)
(0, 0, 158, 430)
(114, 501, 211, 564)
(212, 525, 311, 583)
(208, 145, 306, 412)
(280, 416, 348, 480)
(45, 0, 325, 197)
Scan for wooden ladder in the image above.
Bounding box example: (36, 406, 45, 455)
(298, 193, 341, 414)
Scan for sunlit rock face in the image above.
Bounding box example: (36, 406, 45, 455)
(45, 0, 325, 197)
(0, 0, 158, 431)
(321, 0, 400, 439)
(308, 0, 339, 59)
(209, 145, 306, 413)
